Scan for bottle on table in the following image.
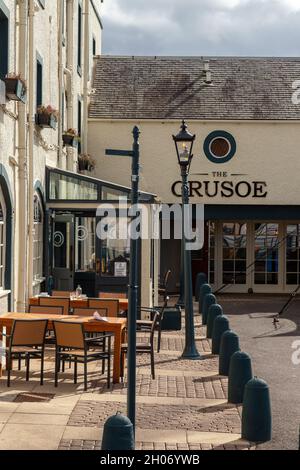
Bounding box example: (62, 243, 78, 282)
(75, 285, 82, 298)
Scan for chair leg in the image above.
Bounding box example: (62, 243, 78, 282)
(26, 355, 30, 382)
(157, 328, 162, 353)
(120, 350, 125, 381)
(40, 351, 44, 386)
(74, 358, 77, 384)
(62, 358, 65, 373)
(102, 337, 106, 375)
(107, 337, 111, 389)
(54, 351, 59, 387)
(7, 354, 11, 388)
(84, 360, 87, 391)
(18, 355, 22, 371)
(150, 350, 155, 380)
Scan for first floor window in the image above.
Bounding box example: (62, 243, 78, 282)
(223, 222, 247, 285)
(33, 193, 44, 281)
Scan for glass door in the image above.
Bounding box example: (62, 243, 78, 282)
(254, 223, 279, 285)
(52, 214, 75, 291)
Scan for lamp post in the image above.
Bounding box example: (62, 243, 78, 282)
(173, 120, 201, 359)
(105, 126, 141, 434)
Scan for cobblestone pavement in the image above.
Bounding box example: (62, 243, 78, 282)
(58, 439, 256, 451)
(92, 374, 228, 399)
(136, 353, 219, 371)
(67, 400, 241, 434)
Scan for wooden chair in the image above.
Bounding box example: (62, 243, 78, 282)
(53, 321, 112, 390)
(6, 319, 48, 387)
(88, 299, 119, 317)
(28, 305, 64, 315)
(40, 297, 70, 316)
(121, 312, 158, 380)
(51, 290, 72, 297)
(73, 307, 108, 317)
(137, 296, 169, 353)
(99, 292, 127, 299)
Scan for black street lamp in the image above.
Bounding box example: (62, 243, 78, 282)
(173, 120, 201, 359)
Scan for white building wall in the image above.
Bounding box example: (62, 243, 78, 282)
(0, 0, 103, 311)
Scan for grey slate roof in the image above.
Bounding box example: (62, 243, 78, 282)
(89, 56, 300, 121)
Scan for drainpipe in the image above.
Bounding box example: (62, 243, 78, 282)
(27, 0, 35, 300)
(16, 0, 28, 312)
(66, 0, 75, 171)
(82, 0, 90, 155)
(57, 0, 64, 168)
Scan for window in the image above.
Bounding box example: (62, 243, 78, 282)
(77, 3, 82, 73)
(223, 223, 247, 284)
(36, 56, 43, 108)
(203, 131, 237, 164)
(209, 222, 215, 284)
(0, 4, 9, 80)
(75, 217, 96, 272)
(33, 193, 44, 282)
(78, 98, 82, 153)
(101, 218, 130, 277)
(254, 223, 279, 285)
(0, 188, 6, 290)
(286, 224, 300, 285)
(49, 171, 98, 201)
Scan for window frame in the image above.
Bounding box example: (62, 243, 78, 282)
(0, 187, 6, 291)
(0, 1, 10, 81)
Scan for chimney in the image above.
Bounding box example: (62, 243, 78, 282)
(204, 60, 212, 85)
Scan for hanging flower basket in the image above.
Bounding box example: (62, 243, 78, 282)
(62, 128, 79, 147)
(78, 153, 95, 172)
(4, 74, 27, 103)
(35, 105, 58, 130)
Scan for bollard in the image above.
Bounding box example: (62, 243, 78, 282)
(195, 272, 207, 301)
(101, 413, 135, 450)
(212, 315, 230, 355)
(242, 377, 272, 442)
(219, 330, 240, 376)
(228, 351, 253, 404)
(207, 304, 223, 339)
(199, 283, 212, 314)
(202, 293, 216, 326)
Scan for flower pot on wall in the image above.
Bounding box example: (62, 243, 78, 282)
(35, 112, 57, 129)
(4, 78, 26, 103)
(62, 133, 78, 147)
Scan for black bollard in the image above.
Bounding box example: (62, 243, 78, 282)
(242, 377, 272, 442)
(101, 413, 135, 450)
(207, 304, 223, 339)
(199, 283, 212, 314)
(202, 293, 216, 326)
(228, 351, 253, 404)
(212, 315, 230, 355)
(195, 272, 207, 301)
(219, 330, 240, 376)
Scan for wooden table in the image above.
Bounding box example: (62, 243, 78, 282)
(0, 313, 126, 384)
(29, 297, 129, 311)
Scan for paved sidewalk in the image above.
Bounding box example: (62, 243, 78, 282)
(0, 304, 255, 450)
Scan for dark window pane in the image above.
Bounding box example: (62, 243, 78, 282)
(235, 260, 246, 272)
(255, 247, 266, 259)
(223, 261, 234, 271)
(235, 273, 246, 284)
(223, 272, 234, 284)
(266, 259, 278, 273)
(255, 261, 266, 272)
(255, 273, 266, 284)
(287, 273, 298, 284)
(286, 248, 298, 260)
(223, 247, 234, 259)
(236, 248, 246, 259)
(287, 261, 298, 273)
(267, 273, 278, 284)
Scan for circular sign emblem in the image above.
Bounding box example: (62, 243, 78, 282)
(203, 131, 237, 164)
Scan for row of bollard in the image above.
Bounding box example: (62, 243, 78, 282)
(100, 272, 272, 450)
(198, 275, 272, 443)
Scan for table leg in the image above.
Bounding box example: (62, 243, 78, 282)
(113, 326, 123, 384)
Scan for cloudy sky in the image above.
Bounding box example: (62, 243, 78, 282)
(101, 0, 300, 56)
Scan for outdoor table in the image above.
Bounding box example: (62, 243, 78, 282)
(0, 313, 126, 384)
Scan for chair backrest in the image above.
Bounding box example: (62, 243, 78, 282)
(73, 307, 108, 317)
(53, 321, 85, 349)
(159, 296, 169, 321)
(29, 305, 64, 315)
(52, 290, 72, 297)
(40, 297, 70, 316)
(11, 320, 48, 347)
(99, 292, 127, 299)
(89, 298, 119, 317)
(163, 270, 171, 288)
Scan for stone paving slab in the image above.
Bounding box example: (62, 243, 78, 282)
(67, 400, 242, 434)
(136, 353, 219, 372)
(137, 336, 211, 352)
(90, 373, 228, 399)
